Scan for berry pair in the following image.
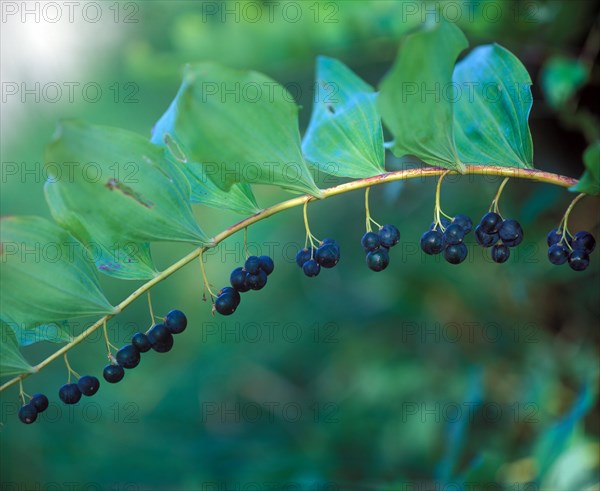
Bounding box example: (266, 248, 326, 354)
(474, 212, 523, 263)
(59, 375, 100, 405)
(420, 214, 472, 264)
(296, 239, 340, 277)
(362, 224, 400, 272)
(547, 228, 596, 271)
(216, 255, 275, 315)
(18, 393, 49, 424)
(103, 310, 187, 383)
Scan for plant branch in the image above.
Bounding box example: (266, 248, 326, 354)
(0, 165, 582, 393)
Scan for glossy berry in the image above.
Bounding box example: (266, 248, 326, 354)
(444, 243, 468, 264)
(572, 231, 596, 254)
(295, 248, 313, 268)
(303, 259, 321, 277)
(246, 269, 268, 290)
(568, 249, 590, 271)
(546, 228, 570, 247)
(316, 242, 340, 268)
(30, 393, 49, 413)
(453, 214, 473, 234)
(230, 267, 250, 293)
(548, 244, 569, 265)
(165, 309, 187, 334)
(116, 344, 141, 369)
(379, 224, 400, 248)
(77, 375, 100, 397)
(132, 332, 152, 352)
(480, 212, 503, 234)
(443, 223, 465, 246)
(219, 286, 241, 303)
(499, 219, 524, 247)
(214, 291, 239, 316)
(244, 256, 261, 275)
(475, 225, 499, 248)
(430, 217, 451, 230)
(103, 364, 125, 384)
(147, 323, 174, 352)
(321, 238, 336, 245)
(361, 232, 381, 252)
(59, 383, 82, 405)
(491, 243, 510, 263)
(258, 255, 275, 275)
(366, 248, 390, 272)
(420, 230, 445, 255)
(18, 404, 38, 424)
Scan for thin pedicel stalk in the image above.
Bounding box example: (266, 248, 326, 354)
(0, 165, 583, 393)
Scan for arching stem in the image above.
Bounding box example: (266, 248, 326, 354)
(490, 177, 510, 215)
(364, 187, 382, 232)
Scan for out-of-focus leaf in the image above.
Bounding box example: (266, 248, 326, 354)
(541, 56, 589, 109)
(453, 44, 534, 168)
(302, 56, 385, 178)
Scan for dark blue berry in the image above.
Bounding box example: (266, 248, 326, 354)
(420, 230, 445, 255)
(568, 249, 590, 271)
(479, 212, 502, 234)
(132, 332, 152, 352)
(361, 232, 381, 252)
(475, 225, 499, 248)
(147, 323, 174, 352)
(246, 270, 268, 290)
(443, 223, 465, 246)
(547, 228, 571, 247)
(230, 267, 250, 292)
(491, 243, 510, 263)
(219, 286, 241, 303)
(453, 214, 473, 234)
(214, 291, 239, 315)
(444, 243, 468, 264)
(321, 238, 337, 245)
(430, 217, 451, 230)
(316, 243, 340, 268)
(499, 219, 524, 247)
(572, 231, 596, 254)
(548, 244, 569, 265)
(258, 256, 275, 275)
(30, 393, 48, 413)
(296, 248, 313, 268)
(302, 259, 321, 277)
(165, 309, 187, 334)
(378, 224, 400, 248)
(59, 383, 82, 405)
(19, 404, 38, 424)
(116, 344, 141, 369)
(366, 248, 390, 272)
(244, 256, 261, 275)
(103, 364, 125, 384)
(77, 375, 100, 396)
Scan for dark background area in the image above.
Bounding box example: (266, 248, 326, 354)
(1, 1, 599, 489)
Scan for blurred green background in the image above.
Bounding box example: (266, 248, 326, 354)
(1, 1, 599, 489)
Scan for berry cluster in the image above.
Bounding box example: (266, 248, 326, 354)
(215, 256, 275, 315)
(547, 228, 596, 271)
(296, 239, 340, 277)
(420, 214, 473, 264)
(103, 309, 187, 383)
(361, 224, 400, 272)
(58, 374, 100, 405)
(474, 212, 523, 263)
(18, 393, 49, 425)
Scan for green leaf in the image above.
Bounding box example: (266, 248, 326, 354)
(378, 19, 468, 172)
(302, 56, 385, 178)
(151, 62, 322, 197)
(45, 182, 158, 280)
(452, 44, 534, 169)
(570, 141, 600, 196)
(0, 216, 115, 328)
(0, 322, 33, 378)
(541, 56, 589, 109)
(5, 320, 73, 347)
(44, 121, 208, 247)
